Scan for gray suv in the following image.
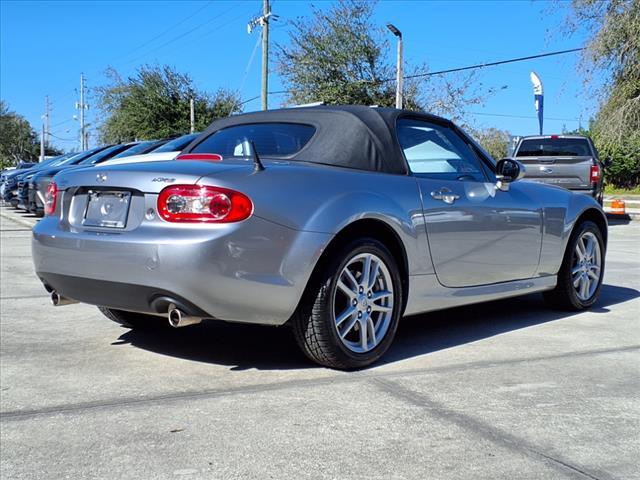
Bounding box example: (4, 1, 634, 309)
(513, 135, 608, 204)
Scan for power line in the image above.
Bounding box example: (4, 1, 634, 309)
(50, 118, 74, 128)
(110, 1, 215, 63)
(190, 6, 256, 43)
(467, 111, 581, 122)
(239, 47, 586, 105)
(239, 31, 264, 93)
(239, 90, 286, 106)
(48, 132, 77, 142)
(121, 3, 240, 65)
(399, 48, 584, 81)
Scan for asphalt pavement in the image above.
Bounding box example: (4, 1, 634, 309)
(1, 205, 638, 480)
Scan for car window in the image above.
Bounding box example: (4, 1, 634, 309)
(516, 138, 591, 157)
(67, 146, 110, 165)
(397, 118, 485, 181)
(110, 141, 159, 159)
(152, 134, 199, 153)
(191, 123, 315, 157)
(78, 145, 132, 165)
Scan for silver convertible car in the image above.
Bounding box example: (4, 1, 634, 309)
(32, 106, 607, 369)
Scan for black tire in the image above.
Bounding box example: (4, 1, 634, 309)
(97, 306, 165, 329)
(544, 220, 605, 310)
(291, 238, 403, 369)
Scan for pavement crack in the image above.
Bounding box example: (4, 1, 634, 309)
(1, 344, 637, 422)
(1, 295, 48, 300)
(371, 377, 611, 480)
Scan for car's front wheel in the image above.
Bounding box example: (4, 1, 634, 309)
(292, 238, 403, 369)
(544, 220, 605, 310)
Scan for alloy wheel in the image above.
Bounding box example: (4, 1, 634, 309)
(332, 253, 394, 353)
(572, 231, 602, 301)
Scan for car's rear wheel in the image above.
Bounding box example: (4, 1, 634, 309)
(97, 306, 165, 329)
(544, 220, 605, 310)
(292, 238, 403, 369)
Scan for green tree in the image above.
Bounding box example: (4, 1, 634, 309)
(96, 65, 242, 143)
(0, 101, 39, 168)
(276, 0, 488, 120)
(565, 0, 640, 187)
(471, 127, 512, 160)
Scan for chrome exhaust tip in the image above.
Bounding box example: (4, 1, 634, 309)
(51, 291, 79, 306)
(167, 304, 203, 328)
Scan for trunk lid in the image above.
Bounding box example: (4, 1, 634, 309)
(53, 160, 246, 194)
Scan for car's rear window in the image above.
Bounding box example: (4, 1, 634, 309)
(78, 144, 132, 165)
(110, 141, 160, 159)
(152, 134, 199, 153)
(516, 138, 591, 157)
(191, 123, 316, 157)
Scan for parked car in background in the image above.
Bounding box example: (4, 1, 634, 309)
(15, 153, 77, 209)
(27, 144, 138, 216)
(2, 155, 72, 206)
(1, 161, 35, 177)
(107, 139, 169, 160)
(32, 106, 608, 369)
(100, 133, 199, 166)
(513, 135, 608, 204)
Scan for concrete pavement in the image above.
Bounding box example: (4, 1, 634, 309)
(1, 205, 638, 479)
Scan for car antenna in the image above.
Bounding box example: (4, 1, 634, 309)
(250, 141, 265, 172)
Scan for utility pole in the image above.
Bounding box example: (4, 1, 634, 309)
(44, 95, 50, 151)
(261, 0, 269, 111)
(76, 73, 89, 150)
(386, 24, 403, 109)
(40, 123, 45, 162)
(40, 96, 50, 161)
(248, 1, 277, 111)
(190, 98, 195, 134)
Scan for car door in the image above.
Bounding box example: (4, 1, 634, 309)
(397, 117, 542, 288)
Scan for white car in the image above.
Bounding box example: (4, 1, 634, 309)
(100, 133, 199, 167)
(100, 151, 179, 166)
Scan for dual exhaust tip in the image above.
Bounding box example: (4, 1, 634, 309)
(50, 291, 78, 307)
(167, 304, 202, 328)
(50, 292, 203, 329)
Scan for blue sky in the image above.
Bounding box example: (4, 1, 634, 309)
(1, 0, 594, 151)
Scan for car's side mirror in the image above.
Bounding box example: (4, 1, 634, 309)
(495, 158, 525, 192)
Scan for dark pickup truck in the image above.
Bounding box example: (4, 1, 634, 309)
(513, 135, 608, 204)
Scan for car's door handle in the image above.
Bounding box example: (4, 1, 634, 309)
(430, 187, 460, 205)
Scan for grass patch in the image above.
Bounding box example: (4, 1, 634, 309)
(604, 185, 640, 195)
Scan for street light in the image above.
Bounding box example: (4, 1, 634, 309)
(386, 23, 403, 109)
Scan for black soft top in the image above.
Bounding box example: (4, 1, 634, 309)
(183, 105, 455, 175)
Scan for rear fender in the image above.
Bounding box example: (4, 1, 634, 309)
(301, 190, 433, 276)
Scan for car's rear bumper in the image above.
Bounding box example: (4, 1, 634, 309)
(32, 216, 331, 325)
(27, 184, 44, 214)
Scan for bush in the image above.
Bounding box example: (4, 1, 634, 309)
(596, 135, 640, 189)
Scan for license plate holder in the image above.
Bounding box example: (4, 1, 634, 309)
(83, 190, 131, 228)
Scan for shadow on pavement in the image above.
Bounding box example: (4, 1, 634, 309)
(115, 283, 639, 371)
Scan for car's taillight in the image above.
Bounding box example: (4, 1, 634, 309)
(157, 185, 253, 223)
(44, 182, 57, 216)
(176, 153, 223, 162)
(590, 164, 600, 183)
